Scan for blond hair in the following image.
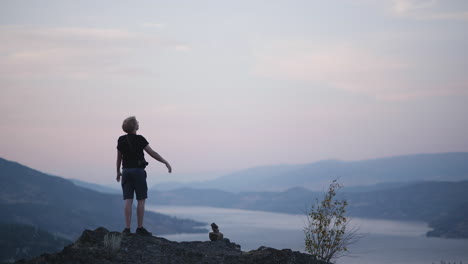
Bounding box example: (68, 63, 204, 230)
(122, 116, 138, 133)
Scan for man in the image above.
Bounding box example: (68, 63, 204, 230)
(116, 116, 172, 235)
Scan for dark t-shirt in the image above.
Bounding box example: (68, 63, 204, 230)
(117, 134, 149, 168)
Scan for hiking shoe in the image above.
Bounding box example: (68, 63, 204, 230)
(122, 228, 131, 234)
(136, 227, 152, 236)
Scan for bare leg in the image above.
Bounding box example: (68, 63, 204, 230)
(124, 199, 133, 228)
(137, 199, 146, 228)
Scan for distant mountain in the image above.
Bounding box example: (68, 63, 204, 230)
(69, 178, 120, 194)
(0, 157, 207, 242)
(148, 181, 468, 238)
(154, 152, 468, 192)
(345, 181, 468, 220)
(341, 182, 419, 192)
(346, 181, 468, 238)
(427, 202, 468, 238)
(148, 187, 320, 215)
(0, 222, 71, 263)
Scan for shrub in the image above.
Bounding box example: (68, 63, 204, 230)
(304, 180, 359, 263)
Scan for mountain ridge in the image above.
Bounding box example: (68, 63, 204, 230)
(154, 152, 468, 192)
(0, 157, 207, 241)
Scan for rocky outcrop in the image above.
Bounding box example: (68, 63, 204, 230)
(209, 222, 224, 241)
(16, 227, 328, 264)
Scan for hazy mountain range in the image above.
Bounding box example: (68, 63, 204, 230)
(155, 152, 468, 192)
(69, 178, 120, 194)
(145, 152, 468, 238)
(49, 152, 468, 238)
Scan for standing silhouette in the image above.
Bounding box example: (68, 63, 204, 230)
(116, 116, 172, 235)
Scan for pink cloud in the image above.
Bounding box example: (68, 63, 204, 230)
(0, 25, 186, 80)
(391, 0, 468, 21)
(252, 41, 467, 101)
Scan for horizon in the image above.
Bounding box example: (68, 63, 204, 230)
(1, 0, 467, 186)
(2, 151, 466, 187)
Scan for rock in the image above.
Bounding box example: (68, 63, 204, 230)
(209, 222, 224, 241)
(15, 227, 329, 264)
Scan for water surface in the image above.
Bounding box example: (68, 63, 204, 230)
(148, 205, 468, 264)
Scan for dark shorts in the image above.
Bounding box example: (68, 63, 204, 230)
(121, 168, 148, 200)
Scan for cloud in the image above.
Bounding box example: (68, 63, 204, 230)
(253, 43, 403, 93)
(392, 0, 437, 14)
(0, 26, 147, 80)
(174, 44, 192, 52)
(391, 0, 468, 21)
(375, 85, 468, 101)
(252, 40, 467, 101)
(142, 23, 164, 28)
(0, 25, 189, 80)
(417, 11, 468, 20)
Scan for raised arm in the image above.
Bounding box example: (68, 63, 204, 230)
(144, 145, 172, 173)
(116, 150, 123, 182)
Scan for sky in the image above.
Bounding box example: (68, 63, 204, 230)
(1, 0, 467, 186)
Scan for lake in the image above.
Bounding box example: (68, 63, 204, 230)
(147, 205, 468, 264)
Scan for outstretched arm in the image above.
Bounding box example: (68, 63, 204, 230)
(144, 145, 172, 173)
(116, 150, 123, 182)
